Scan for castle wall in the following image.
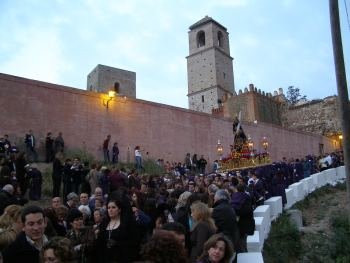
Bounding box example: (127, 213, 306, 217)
(221, 88, 282, 126)
(283, 96, 341, 136)
(0, 73, 335, 164)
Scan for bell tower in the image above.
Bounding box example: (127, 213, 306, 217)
(187, 16, 235, 113)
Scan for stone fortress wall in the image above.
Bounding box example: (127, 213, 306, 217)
(282, 96, 341, 137)
(0, 73, 334, 163)
(213, 84, 284, 126)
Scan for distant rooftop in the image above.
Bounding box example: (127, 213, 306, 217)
(189, 16, 227, 31)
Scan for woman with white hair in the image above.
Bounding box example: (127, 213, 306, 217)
(78, 205, 92, 226)
(175, 191, 192, 212)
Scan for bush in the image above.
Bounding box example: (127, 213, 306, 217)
(143, 159, 165, 175)
(263, 214, 302, 263)
(42, 166, 53, 198)
(64, 147, 96, 165)
(330, 212, 350, 261)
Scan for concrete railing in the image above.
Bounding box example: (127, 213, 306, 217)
(238, 166, 346, 263)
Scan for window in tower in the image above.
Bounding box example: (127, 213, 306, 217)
(202, 95, 204, 103)
(218, 31, 223, 47)
(223, 72, 226, 79)
(197, 31, 205, 47)
(114, 82, 120, 93)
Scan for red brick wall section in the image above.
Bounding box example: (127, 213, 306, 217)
(0, 73, 335, 164)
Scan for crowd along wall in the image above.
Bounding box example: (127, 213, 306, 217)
(0, 73, 335, 164)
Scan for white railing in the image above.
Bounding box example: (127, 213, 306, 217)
(238, 166, 346, 263)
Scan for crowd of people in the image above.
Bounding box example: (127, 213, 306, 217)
(0, 131, 345, 263)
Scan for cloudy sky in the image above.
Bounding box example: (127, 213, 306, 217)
(1, 0, 349, 108)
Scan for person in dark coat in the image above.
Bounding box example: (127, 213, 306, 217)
(109, 167, 128, 192)
(15, 152, 28, 196)
(251, 172, 265, 207)
(2, 205, 48, 263)
(52, 152, 64, 198)
(62, 158, 73, 202)
(54, 132, 65, 154)
(112, 142, 119, 164)
(0, 184, 18, 215)
(24, 130, 38, 163)
(70, 157, 84, 195)
(271, 170, 287, 206)
(27, 164, 42, 201)
(231, 184, 255, 253)
(212, 189, 239, 251)
(45, 132, 54, 163)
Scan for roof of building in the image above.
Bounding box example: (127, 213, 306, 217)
(189, 16, 227, 31)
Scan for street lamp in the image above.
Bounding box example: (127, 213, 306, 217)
(262, 137, 268, 151)
(103, 90, 117, 108)
(247, 137, 254, 151)
(339, 134, 343, 149)
(217, 140, 223, 157)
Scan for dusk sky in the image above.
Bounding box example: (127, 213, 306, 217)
(1, 0, 349, 109)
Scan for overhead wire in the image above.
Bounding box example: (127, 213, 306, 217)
(343, 0, 350, 32)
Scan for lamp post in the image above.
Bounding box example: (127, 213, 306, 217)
(248, 138, 254, 152)
(217, 140, 223, 159)
(262, 137, 268, 152)
(248, 138, 254, 157)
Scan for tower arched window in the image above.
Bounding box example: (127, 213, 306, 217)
(197, 31, 205, 48)
(114, 82, 120, 93)
(217, 31, 223, 47)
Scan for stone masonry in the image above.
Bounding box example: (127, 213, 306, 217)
(282, 96, 342, 137)
(187, 16, 234, 113)
(87, 64, 136, 98)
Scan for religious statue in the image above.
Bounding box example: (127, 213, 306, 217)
(232, 111, 247, 152)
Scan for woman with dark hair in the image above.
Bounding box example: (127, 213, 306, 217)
(197, 233, 234, 263)
(140, 230, 190, 263)
(94, 191, 140, 262)
(66, 208, 94, 263)
(41, 236, 75, 263)
(130, 189, 145, 211)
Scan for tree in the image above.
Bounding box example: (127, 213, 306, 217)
(286, 86, 307, 105)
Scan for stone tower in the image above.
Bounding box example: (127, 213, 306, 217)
(87, 64, 136, 98)
(187, 16, 235, 113)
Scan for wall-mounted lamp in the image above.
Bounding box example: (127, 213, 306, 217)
(217, 140, 223, 156)
(103, 90, 116, 108)
(339, 134, 343, 149)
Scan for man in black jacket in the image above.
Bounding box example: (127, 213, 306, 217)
(212, 189, 239, 250)
(2, 205, 48, 263)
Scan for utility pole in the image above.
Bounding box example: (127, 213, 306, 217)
(329, 0, 350, 220)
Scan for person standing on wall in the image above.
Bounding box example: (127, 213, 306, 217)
(112, 142, 119, 164)
(134, 146, 143, 172)
(54, 132, 65, 154)
(45, 132, 54, 163)
(25, 130, 37, 163)
(103, 135, 111, 163)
